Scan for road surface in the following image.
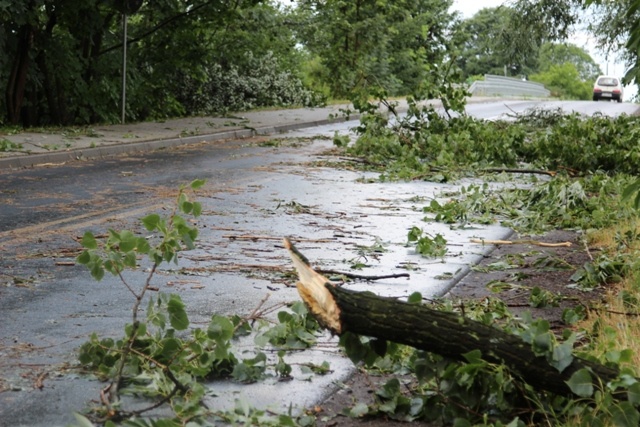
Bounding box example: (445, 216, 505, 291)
(0, 99, 636, 426)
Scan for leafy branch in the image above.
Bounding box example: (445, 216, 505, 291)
(77, 179, 205, 416)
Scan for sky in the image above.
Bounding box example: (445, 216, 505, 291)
(450, 0, 634, 99)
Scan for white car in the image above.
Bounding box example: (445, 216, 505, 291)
(593, 76, 623, 103)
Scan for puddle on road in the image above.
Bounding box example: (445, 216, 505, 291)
(175, 156, 513, 302)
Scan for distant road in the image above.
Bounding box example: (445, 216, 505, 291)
(465, 99, 640, 120)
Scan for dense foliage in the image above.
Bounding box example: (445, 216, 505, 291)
(456, 7, 516, 79)
(0, 0, 318, 126)
(528, 43, 601, 99)
(583, 0, 639, 87)
(529, 63, 593, 99)
(4, 0, 633, 128)
(345, 103, 640, 181)
(293, 0, 461, 99)
(457, 2, 582, 80)
(322, 90, 640, 425)
(537, 42, 601, 82)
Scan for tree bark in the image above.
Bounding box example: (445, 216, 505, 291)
(283, 238, 623, 400)
(6, 24, 34, 125)
(326, 284, 619, 398)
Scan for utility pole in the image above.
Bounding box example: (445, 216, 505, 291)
(115, 0, 142, 124)
(121, 13, 127, 124)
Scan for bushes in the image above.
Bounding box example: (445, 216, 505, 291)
(529, 63, 593, 100)
(172, 52, 325, 117)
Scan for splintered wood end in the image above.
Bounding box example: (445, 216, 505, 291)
(283, 238, 342, 334)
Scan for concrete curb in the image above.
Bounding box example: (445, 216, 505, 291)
(0, 115, 362, 170)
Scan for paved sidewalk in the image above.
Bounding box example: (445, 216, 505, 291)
(0, 103, 364, 169)
(0, 97, 502, 169)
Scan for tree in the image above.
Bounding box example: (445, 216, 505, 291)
(284, 238, 625, 407)
(506, 1, 640, 94)
(0, 0, 317, 127)
(529, 63, 593, 99)
(528, 42, 601, 100)
(1, 0, 119, 125)
(457, 3, 581, 80)
(124, 1, 315, 119)
(456, 7, 514, 79)
(293, 0, 460, 98)
(537, 42, 602, 82)
(582, 0, 639, 88)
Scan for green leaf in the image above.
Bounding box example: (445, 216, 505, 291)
(208, 315, 234, 342)
(453, 418, 472, 427)
(622, 179, 640, 210)
(167, 294, 189, 330)
(340, 332, 367, 364)
(290, 301, 308, 315)
(77, 250, 92, 265)
(190, 179, 206, 189)
(123, 251, 137, 268)
(181, 200, 193, 214)
(370, 338, 387, 357)
(462, 349, 483, 364)
(141, 213, 161, 231)
(192, 201, 203, 217)
(407, 292, 422, 304)
(407, 226, 422, 243)
(107, 229, 120, 243)
(81, 232, 98, 249)
(159, 337, 182, 360)
(377, 378, 401, 399)
(550, 341, 573, 373)
(348, 402, 370, 418)
(610, 401, 640, 427)
(73, 412, 97, 427)
(566, 368, 593, 397)
(90, 262, 105, 281)
(532, 331, 553, 355)
(118, 230, 137, 252)
(136, 237, 150, 254)
(626, 382, 640, 406)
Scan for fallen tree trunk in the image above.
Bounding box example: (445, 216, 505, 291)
(283, 238, 622, 400)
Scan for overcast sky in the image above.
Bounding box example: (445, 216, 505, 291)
(451, 0, 506, 18)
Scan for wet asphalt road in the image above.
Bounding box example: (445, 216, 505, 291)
(0, 100, 637, 426)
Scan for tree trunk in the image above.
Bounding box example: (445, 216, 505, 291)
(6, 25, 34, 125)
(326, 284, 619, 398)
(283, 238, 623, 400)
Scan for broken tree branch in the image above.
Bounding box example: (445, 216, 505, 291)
(283, 238, 622, 400)
(470, 238, 572, 248)
(316, 269, 410, 281)
(481, 168, 557, 176)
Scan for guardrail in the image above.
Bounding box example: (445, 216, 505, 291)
(468, 74, 550, 98)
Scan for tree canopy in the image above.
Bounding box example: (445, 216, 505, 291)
(0, 0, 317, 126)
(456, 7, 513, 79)
(456, 3, 589, 81)
(537, 42, 602, 82)
(293, 0, 460, 99)
(2, 0, 640, 127)
(527, 42, 601, 100)
(530, 63, 593, 100)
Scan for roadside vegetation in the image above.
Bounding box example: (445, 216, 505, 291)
(72, 94, 640, 427)
(2, 0, 635, 130)
(329, 96, 640, 425)
(7, 0, 640, 426)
